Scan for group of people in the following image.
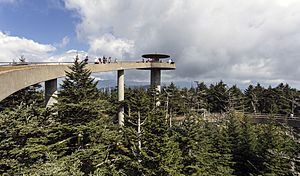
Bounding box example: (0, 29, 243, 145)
(78, 55, 174, 64)
(141, 58, 174, 64)
(75, 55, 118, 64)
(94, 56, 117, 64)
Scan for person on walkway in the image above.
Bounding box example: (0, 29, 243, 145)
(168, 59, 174, 64)
(84, 56, 89, 63)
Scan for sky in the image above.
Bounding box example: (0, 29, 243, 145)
(1, 0, 300, 88)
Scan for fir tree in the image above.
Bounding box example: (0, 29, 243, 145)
(226, 112, 260, 175)
(139, 107, 183, 175)
(256, 123, 297, 175)
(261, 86, 279, 114)
(46, 59, 115, 174)
(164, 82, 186, 116)
(176, 117, 233, 175)
(55, 58, 102, 124)
(228, 85, 245, 112)
(244, 85, 258, 113)
(253, 83, 265, 113)
(195, 82, 209, 113)
(207, 81, 229, 113)
(205, 120, 234, 175)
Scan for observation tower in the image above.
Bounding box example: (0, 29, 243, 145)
(141, 54, 174, 92)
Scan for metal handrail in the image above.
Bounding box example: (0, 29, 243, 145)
(0, 60, 175, 66)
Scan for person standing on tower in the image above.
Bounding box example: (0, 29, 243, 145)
(94, 58, 99, 64)
(84, 56, 89, 63)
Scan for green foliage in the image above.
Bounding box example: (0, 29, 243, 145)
(124, 87, 151, 125)
(0, 84, 44, 111)
(45, 59, 122, 175)
(164, 82, 187, 116)
(207, 81, 229, 113)
(244, 84, 258, 113)
(226, 112, 260, 175)
(195, 82, 209, 112)
(256, 123, 297, 175)
(55, 59, 101, 124)
(228, 85, 245, 111)
(139, 108, 184, 175)
(20, 153, 84, 176)
(0, 66, 299, 176)
(176, 117, 233, 175)
(0, 102, 53, 174)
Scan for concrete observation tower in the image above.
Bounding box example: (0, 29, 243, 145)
(141, 53, 172, 92)
(117, 53, 174, 125)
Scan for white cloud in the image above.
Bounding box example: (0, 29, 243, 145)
(46, 49, 87, 62)
(55, 36, 70, 48)
(0, 32, 56, 62)
(89, 34, 134, 59)
(64, 0, 300, 86)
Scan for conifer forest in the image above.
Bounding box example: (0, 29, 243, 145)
(0, 60, 299, 175)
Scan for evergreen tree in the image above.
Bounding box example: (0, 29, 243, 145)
(205, 120, 234, 175)
(139, 107, 183, 175)
(195, 82, 209, 113)
(256, 123, 297, 175)
(228, 85, 245, 112)
(226, 112, 243, 175)
(226, 112, 260, 175)
(244, 84, 258, 113)
(164, 82, 186, 116)
(55, 58, 104, 124)
(238, 115, 260, 175)
(261, 86, 279, 114)
(207, 81, 229, 113)
(45, 59, 114, 174)
(253, 83, 265, 113)
(179, 87, 193, 115)
(274, 83, 295, 115)
(176, 117, 233, 175)
(124, 87, 151, 126)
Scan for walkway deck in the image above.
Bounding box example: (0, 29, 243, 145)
(0, 61, 175, 101)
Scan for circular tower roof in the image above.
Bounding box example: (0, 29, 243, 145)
(142, 54, 170, 59)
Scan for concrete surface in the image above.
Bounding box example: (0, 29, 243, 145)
(118, 70, 125, 126)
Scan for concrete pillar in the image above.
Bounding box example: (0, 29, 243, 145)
(151, 69, 161, 106)
(150, 69, 161, 92)
(45, 78, 57, 107)
(118, 70, 125, 126)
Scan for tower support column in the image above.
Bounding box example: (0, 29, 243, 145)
(45, 78, 57, 107)
(150, 68, 161, 92)
(118, 70, 125, 126)
(151, 69, 161, 106)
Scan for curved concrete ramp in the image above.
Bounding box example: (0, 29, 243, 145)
(0, 62, 175, 101)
